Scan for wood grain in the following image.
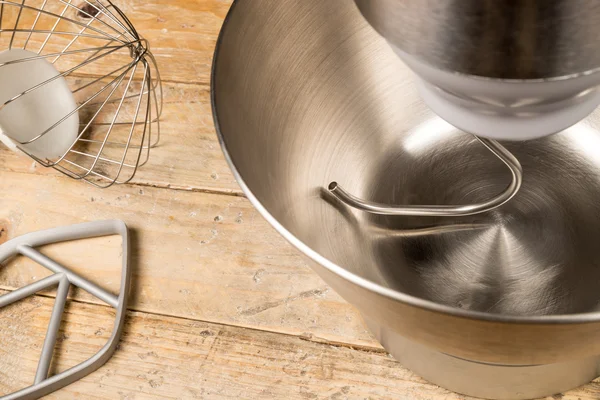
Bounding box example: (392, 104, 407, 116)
(0, 170, 378, 349)
(0, 0, 230, 85)
(0, 82, 240, 194)
(2, 292, 599, 400)
(109, 0, 231, 85)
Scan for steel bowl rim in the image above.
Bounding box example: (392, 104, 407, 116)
(210, 0, 600, 326)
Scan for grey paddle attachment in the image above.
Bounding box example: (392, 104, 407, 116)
(0, 220, 131, 400)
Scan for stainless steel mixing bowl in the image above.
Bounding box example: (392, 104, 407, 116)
(211, 1, 600, 398)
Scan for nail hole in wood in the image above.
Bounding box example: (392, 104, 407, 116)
(0, 220, 9, 245)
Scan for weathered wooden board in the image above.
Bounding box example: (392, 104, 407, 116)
(0, 170, 378, 349)
(0, 0, 230, 85)
(2, 293, 599, 400)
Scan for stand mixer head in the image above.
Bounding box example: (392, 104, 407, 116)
(354, 0, 600, 141)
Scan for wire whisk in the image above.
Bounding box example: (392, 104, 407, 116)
(0, 0, 162, 187)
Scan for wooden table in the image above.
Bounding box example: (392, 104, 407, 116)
(1, 1, 599, 399)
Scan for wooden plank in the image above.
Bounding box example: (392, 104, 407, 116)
(0, 82, 241, 194)
(108, 0, 231, 85)
(0, 0, 230, 85)
(0, 170, 378, 349)
(2, 293, 598, 400)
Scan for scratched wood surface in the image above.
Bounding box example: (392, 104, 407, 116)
(0, 170, 377, 349)
(0, 0, 230, 85)
(1, 292, 599, 400)
(1, 0, 599, 399)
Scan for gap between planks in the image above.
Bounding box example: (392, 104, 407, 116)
(67, 72, 212, 87)
(105, 179, 246, 198)
(0, 285, 385, 355)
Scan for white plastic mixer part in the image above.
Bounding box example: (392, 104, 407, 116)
(394, 47, 600, 141)
(0, 49, 79, 160)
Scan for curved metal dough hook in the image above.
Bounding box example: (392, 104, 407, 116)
(328, 136, 522, 217)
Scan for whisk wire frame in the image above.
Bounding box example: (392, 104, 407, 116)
(0, 0, 162, 187)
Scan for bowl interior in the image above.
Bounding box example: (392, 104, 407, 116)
(213, 0, 600, 316)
